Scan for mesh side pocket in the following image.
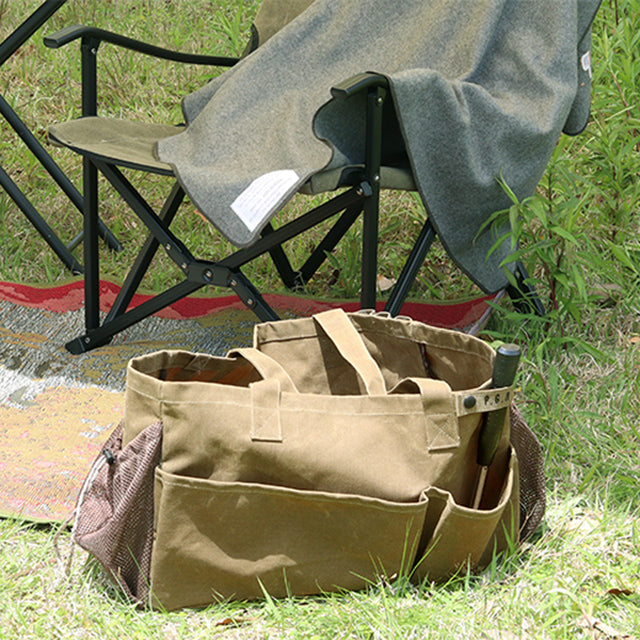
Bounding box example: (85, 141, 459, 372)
(510, 403, 546, 541)
(72, 421, 162, 602)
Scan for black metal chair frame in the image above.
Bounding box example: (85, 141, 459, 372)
(46, 25, 543, 354)
(0, 0, 122, 274)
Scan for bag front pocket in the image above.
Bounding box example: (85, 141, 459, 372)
(149, 469, 429, 610)
(413, 447, 519, 582)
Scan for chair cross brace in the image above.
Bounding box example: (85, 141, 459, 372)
(66, 156, 371, 353)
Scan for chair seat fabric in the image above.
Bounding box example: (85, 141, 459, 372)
(49, 117, 182, 175)
(300, 164, 416, 194)
(49, 117, 417, 193)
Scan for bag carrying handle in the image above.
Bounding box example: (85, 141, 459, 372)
(391, 377, 459, 451)
(228, 347, 299, 394)
(313, 309, 387, 396)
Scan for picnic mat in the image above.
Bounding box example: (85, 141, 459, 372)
(0, 279, 497, 523)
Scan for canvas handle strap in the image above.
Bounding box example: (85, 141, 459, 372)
(228, 348, 297, 443)
(228, 347, 298, 393)
(391, 377, 459, 451)
(389, 378, 515, 452)
(313, 308, 387, 396)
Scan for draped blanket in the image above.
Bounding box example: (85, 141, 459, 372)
(156, 0, 599, 292)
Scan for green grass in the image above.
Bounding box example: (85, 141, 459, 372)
(1, 499, 638, 639)
(1, 0, 640, 637)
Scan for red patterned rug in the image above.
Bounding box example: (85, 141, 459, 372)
(0, 279, 497, 523)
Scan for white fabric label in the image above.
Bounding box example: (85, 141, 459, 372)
(581, 51, 592, 79)
(231, 170, 300, 233)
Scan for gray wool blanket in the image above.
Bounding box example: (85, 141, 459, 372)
(156, 0, 600, 293)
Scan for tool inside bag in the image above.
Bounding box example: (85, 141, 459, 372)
(72, 310, 545, 610)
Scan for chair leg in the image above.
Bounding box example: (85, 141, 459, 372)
(506, 261, 546, 316)
(105, 183, 185, 323)
(385, 218, 437, 316)
(82, 158, 101, 332)
(361, 85, 386, 310)
(0, 163, 83, 273)
(65, 279, 207, 354)
(64, 164, 286, 353)
(227, 271, 280, 322)
(297, 201, 363, 286)
(261, 223, 298, 289)
(361, 184, 380, 309)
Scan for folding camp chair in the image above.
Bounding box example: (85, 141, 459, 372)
(45, 0, 598, 354)
(0, 0, 121, 273)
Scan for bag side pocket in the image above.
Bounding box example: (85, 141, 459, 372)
(413, 447, 518, 582)
(150, 470, 429, 610)
(72, 421, 162, 602)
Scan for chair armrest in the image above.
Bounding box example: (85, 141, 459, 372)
(44, 25, 239, 67)
(330, 72, 389, 100)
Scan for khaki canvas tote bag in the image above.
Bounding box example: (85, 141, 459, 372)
(73, 309, 544, 611)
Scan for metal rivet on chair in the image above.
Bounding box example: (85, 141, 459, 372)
(463, 396, 476, 409)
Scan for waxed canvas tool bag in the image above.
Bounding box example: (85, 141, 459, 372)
(73, 309, 545, 611)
